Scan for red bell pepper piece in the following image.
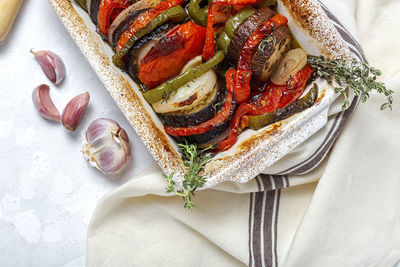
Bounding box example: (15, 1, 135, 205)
(164, 69, 236, 137)
(250, 65, 314, 113)
(215, 65, 314, 152)
(138, 21, 206, 88)
(97, 0, 131, 36)
(202, 0, 257, 61)
(235, 13, 288, 104)
(115, 0, 184, 52)
(215, 102, 258, 151)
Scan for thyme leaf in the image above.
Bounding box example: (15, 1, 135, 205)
(212, 101, 224, 115)
(161, 90, 172, 104)
(258, 36, 276, 54)
(307, 55, 393, 111)
(163, 143, 213, 210)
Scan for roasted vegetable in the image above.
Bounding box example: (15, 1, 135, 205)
(215, 65, 313, 152)
(227, 7, 275, 64)
(249, 65, 314, 113)
(112, 5, 187, 68)
(202, 0, 257, 61)
(197, 127, 231, 148)
(234, 13, 288, 103)
(138, 21, 206, 88)
(216, 101, 257, 151)
(109, 8, 150, 47)
(216, 31, 231, 55)
(271, 48, 307, 85)
(126, 22, 178, 81)
(164, 89, 234, 139)
(224, 7, 256, 38)
(251, 26, 292, 81)
(216, 7, 256, 55)
(97, 0, 132, 36)
(256, 0, 277, 9)
(158, 79, 226, 127)
(108, 0, 162, 45)
(165, 82, 236, 144)
(174, 114, 232, 144)
(188, 0, 208, 26)
(143, 51, 225, 103)
(151, 65, 217, 114)
(116, 0, 184, 52)
(248, 83, 318, 130)
(87, 0, 102, 24)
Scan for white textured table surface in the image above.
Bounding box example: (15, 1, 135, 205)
(0, 0, 156, 266)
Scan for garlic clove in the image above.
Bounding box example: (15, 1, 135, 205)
(93, 143, 129, 174)
(86, 118, 119, 146)
(83, 118, 131, 174)
(32, 84, 61, 122)
(61, 92, 90, 131)
(117, 128, 131, 156)
(30, 49, 66, 85)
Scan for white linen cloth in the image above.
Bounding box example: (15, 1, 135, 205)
(87, 0, 400, 266)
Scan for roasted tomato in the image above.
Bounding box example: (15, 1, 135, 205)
(97, 0, 131, 36)
(138, 21, 206, 88)
(249, 64, 315, 113)
(215, 65, 314, 152)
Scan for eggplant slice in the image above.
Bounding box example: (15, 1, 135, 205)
(88, 0, 101, 25)
(108, 0, 163, 46)
(227, 7, 291, 81)
(173, 87, 237, 145)
(108, 8, 150, 48)
(159, 79, 226, 127)
(227, 8, 275, 64)
(251, 26, 292, 81)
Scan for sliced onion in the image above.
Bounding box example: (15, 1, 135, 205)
(86, 0, 91, 15)
(152, 69, 217, 114)
(180, 56, 202, 74)
(271, 48, 307, 85)
(131, 40, 157, 74)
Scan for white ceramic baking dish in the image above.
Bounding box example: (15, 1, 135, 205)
(48, 0, 350, 187)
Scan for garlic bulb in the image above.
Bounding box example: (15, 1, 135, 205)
(32, 84, 61, 122)
(61, 92, 90, 131)
(83, 118, 131, 174)
(30, 49, 66, 85)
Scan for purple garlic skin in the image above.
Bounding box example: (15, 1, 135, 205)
(32, 84, 61, 122)
(83, 118, 131, 174)
(31, 49, 66, 85)
(61, 92, 90, 131)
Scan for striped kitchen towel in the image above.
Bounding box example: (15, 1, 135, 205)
(87, 0, 400, 266)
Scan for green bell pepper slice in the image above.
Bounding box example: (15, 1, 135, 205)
(216, 7, 255, 54)
(224, 7, 256, 39)
(143, 51, 225, 103)
(188, 0, 209, 26)
(248, 83, 319, 130)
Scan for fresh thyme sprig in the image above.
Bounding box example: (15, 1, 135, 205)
(163, 143, 214, 210)
(307, 55, 393, 110)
